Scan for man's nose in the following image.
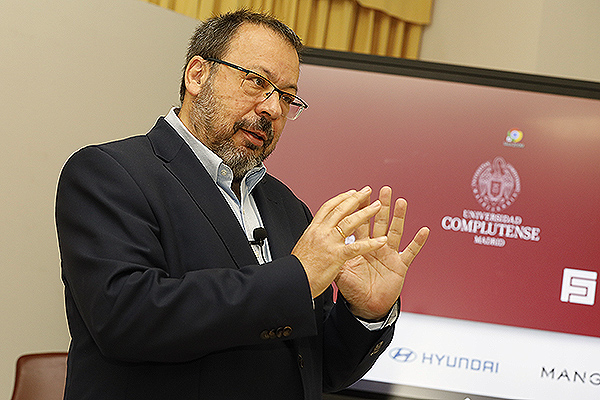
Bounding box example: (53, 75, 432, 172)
(255, 90, 283, 120)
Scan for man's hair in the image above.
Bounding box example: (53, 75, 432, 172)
(179, 9, 304, 104)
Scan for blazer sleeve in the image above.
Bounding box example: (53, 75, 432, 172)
(321, 296, 394, 392)
(56, 145, 318, 363)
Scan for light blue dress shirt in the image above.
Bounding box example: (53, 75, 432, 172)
(165, 108, 270, 264)
(163, 108, 397, 329)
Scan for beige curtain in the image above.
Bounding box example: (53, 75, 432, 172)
(141, 0, 433, 59)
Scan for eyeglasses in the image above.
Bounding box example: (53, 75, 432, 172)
(206, 58, 308, 120)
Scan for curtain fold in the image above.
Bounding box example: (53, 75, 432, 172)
(357, 0, 431, 24)
(140, 0, 433, 59)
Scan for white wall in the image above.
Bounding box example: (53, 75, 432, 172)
(1, 0, 598, 397)
(420, 0, 600, 83)
(0, 0, 197, 397)
(535, 0, 600, 82)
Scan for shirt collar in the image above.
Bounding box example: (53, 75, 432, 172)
(164, 107, 266, 194)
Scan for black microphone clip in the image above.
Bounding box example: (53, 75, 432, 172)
(249, 227, 268, 246)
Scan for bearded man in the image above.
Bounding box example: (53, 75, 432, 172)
(55, 9, 429, 400)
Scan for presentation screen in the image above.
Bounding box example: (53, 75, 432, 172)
(265, 49, 600, 400)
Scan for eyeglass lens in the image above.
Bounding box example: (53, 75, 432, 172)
(241, 72, 303, 120)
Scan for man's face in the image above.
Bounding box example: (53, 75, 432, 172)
(189, 24, 300, 179)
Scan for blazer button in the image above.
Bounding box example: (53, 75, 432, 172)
(260, 330, 270, 340)
(298, 354, 304, 368)
(282, 326, 292, 337)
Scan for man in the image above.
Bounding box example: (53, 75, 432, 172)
(55, 9, 429, 400)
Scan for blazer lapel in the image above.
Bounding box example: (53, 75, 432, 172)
(147, 118, 257, 268)
(252, 181, 297, 260)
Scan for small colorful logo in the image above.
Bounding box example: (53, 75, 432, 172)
(504, 129, 525, 148)
(506, 129, 523, 143)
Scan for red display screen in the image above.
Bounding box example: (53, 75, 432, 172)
(266, 57, 600, 339)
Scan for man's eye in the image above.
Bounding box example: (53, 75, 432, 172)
(248, 75, 268, 89)
(280, 94, 295, 105)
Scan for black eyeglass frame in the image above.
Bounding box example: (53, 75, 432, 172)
(205, 57, 308, 120)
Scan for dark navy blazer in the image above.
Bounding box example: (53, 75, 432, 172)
(56, 118, 393, 400)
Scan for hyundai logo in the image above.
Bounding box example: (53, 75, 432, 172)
(389, 347, 417, 363)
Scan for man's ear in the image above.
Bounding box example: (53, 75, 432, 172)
(184, 56, 209, 97)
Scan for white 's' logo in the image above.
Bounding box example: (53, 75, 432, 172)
(471, 156, 521, 212)
(561, 268, 598, 306)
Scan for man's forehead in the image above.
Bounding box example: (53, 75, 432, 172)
(225, 23, 300, 86)
(226, 24, 298, 61)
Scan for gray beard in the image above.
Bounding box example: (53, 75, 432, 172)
(211, 133, 264, 181)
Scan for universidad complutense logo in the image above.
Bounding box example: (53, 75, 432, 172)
(440, 156, 542, 248)
(472, 156, 520, 212)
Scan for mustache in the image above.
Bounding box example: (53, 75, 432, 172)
(233, 116, 274, 146)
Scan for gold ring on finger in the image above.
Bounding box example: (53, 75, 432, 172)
(335, 225, 346, 239)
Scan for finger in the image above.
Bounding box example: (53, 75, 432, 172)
(372, 186, 392, 238)
(352, 191, 372, 240)
(311, 189, 357, 225)
(338, 199, 381, 239)
(399, 227, 430, 267)
(387, 198, 407, 251)
(341, 236, 388, 261)
(324, 186, 372, 228)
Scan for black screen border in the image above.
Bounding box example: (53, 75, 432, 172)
(301, 47, 600, 101)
